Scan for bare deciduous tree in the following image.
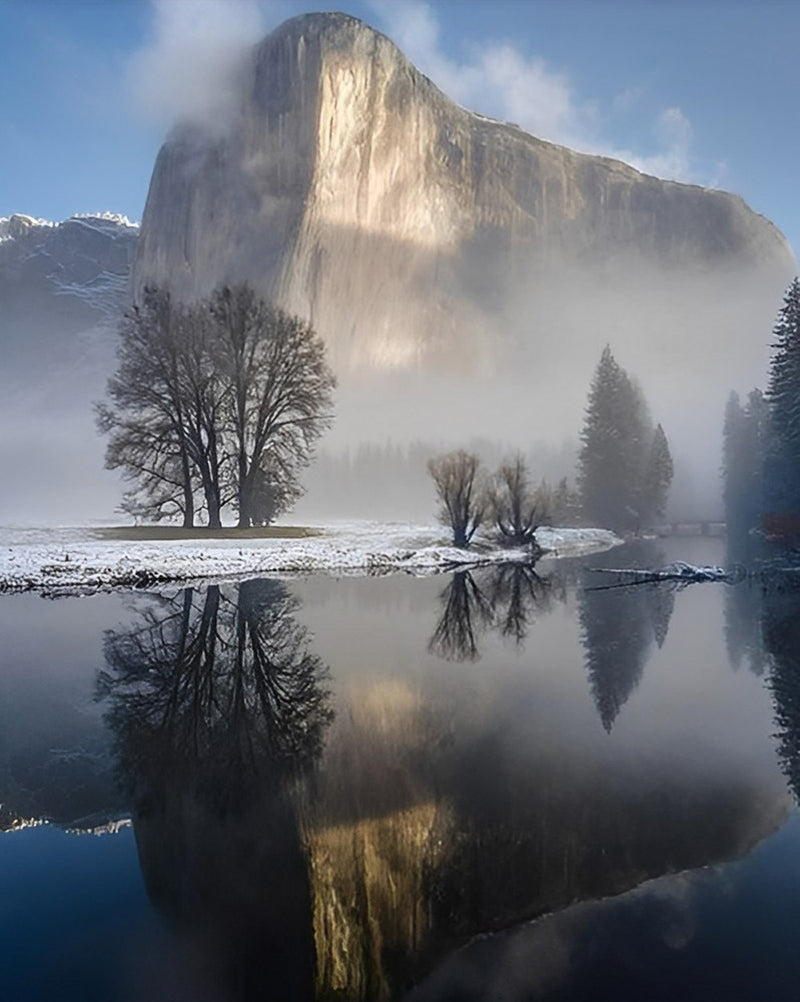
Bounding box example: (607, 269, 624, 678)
(98, 284, 335, 528)
(209, 286, 336, 527)
(428, 450, 488, 548)
(97, 288, 198, 526)
(490, 453, 549, 548)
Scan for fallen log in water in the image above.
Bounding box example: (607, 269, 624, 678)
(586, 561, 734, 586)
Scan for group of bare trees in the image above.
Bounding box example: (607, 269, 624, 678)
(428, 450, 578, 550)
(428, 347, 674, 547)
(97, 284, 335, 528)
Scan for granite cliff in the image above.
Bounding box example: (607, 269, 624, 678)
(3, 14, 795, 522)
(135, 12, 793, 378)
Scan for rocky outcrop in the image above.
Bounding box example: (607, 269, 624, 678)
(135, 12, 793, 374)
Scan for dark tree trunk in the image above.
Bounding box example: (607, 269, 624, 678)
(180, 445, 194, 527)
(207, 497, 222, 530)
(206, 482, 222, 529)
(237, 471, 252, 528)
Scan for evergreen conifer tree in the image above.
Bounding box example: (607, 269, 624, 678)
(766, 278, 800, 513)
(642, 423, 674, 524)
(578, 346, 652, 531)
(722, 390, 745, 520)
(722, 387, 770, 542)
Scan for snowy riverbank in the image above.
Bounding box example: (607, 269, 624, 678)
(0, 522, 622, 594)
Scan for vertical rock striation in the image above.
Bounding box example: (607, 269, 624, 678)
(135, 12, 793, 374)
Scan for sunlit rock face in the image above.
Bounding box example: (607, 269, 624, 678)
(135, 12, 793, 376)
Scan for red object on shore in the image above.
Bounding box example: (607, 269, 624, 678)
(762, 512, 800, 540)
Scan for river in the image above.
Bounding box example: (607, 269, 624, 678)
(1, 537, 798, 1001)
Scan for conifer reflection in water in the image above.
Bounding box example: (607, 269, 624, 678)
(576, 541, 675, 731)
(763, 581, 800, 802)
(99, 580, 333, 1001)
(579, 580, 676, 731)
(724, 537, 768, 676)
(427, 552, 676, 734)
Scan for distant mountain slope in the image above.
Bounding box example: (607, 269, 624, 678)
(1, 212, 137, 367)
(0, 214, 137, 524)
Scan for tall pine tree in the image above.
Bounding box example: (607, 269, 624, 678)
(578, 346, 666, 532)
(642, 423, 674, 525)
(722, 388, 768, 537)
(766, 278, 800, 514)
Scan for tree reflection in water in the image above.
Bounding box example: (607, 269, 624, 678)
(486, 563, 556, 645)
(98, 580, 333, 1001)
(428, 554, 676, 732)
(723, 535, 767, 675)
(428, 571, 493, 661)
(763, 581, 800, 802)
(428, 563, 556, 661)
(578, 543, 676, 731)
(89, 566, 794, 1002)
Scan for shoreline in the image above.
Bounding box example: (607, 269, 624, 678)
(0, 522, 623, 596)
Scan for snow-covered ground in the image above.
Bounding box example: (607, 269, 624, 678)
(0, 522, 622, 594)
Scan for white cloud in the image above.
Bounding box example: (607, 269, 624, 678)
(609, 107, 693, 181)
(371, 0, 701, 184)
(126, 0, 705, 184)
(126, 1, 276, 134)
(372, 0, 591, 147)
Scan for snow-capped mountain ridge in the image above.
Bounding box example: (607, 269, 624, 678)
(1, 210, 140, 523)
(0, 211, 138, 243)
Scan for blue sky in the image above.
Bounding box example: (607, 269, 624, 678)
(1, 0, 798, 257)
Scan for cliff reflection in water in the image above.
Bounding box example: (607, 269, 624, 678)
(97, 568, 791, 1001)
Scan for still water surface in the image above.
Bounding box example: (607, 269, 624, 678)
(1, 537, 799, 1001)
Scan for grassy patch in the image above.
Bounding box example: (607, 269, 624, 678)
(91, 525, 322, 541)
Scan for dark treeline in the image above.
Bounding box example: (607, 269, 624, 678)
(723, 278, 800, 541)
(722, 389, 769, 537)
